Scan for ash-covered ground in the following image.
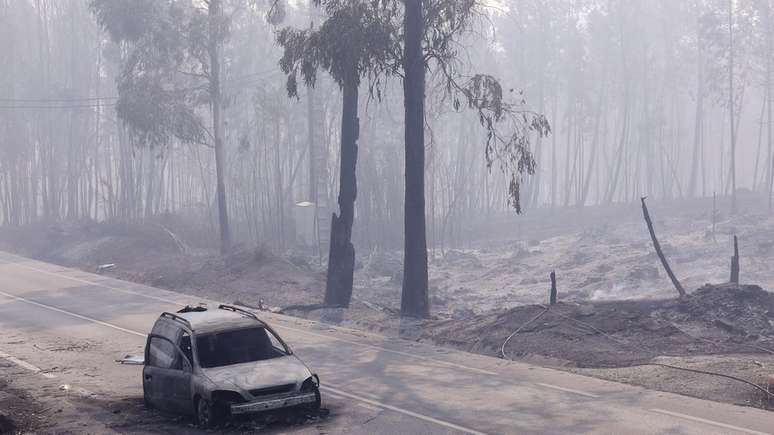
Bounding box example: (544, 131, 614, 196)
(2, 192, 774, 409)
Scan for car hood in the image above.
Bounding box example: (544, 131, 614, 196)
(201, 356, 311, 391)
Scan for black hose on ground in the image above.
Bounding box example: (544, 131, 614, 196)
(500, 304, 774, 400)
(500, 307, 550, 360)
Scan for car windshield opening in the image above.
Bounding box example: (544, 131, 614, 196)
(196, 327, 286, 368)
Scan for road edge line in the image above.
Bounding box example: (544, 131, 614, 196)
(649, 408, 769, 435)
(322, 384, 489, 435)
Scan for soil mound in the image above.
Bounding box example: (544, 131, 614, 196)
(426, 284, 774, 368)
(670, 284, 774, 336)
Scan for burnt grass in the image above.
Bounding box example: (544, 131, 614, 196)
(425, 283, 774, 368)
(0, 379, 44, 434)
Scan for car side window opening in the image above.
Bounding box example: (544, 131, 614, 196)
(148, 337, 182, 370)
(196, 327, 286, 368)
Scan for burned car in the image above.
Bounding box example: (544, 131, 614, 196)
(142, 304, 320, 427)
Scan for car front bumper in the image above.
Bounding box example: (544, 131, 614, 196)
(230, 391, 318, 415)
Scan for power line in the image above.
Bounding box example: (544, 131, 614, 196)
(0, 96, 119, 103)
(0, 103, 117, 110)
(0, 68, 286, 110)
(0, 67, 284, 106)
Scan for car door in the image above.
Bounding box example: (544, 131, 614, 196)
(144, 335, 193, 414)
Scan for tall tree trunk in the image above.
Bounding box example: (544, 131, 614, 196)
(325, 69, 359, 308)
(144, 149, 155, 219)
(689, 28, 704, 198)
(580, 85, 604, 207)
(209, 0, 231, 254)
(401, 0, 429, 319)
(550, 93, 557, 207)
(605, 98, 630, 204)
(307, 0, 318, 205)
(766, 1, 774, 212)
(728, 0, 737, 213)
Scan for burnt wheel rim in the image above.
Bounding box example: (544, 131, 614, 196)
(197, 399, 211, 427)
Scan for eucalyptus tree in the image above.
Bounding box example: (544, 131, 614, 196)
(399, 0, 550, 318)
(698, 0, 755, 208)
(277, 0, 395, 307)
(90, 0, 234, 253)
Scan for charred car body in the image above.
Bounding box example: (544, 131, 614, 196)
(142, 304, 320, 426)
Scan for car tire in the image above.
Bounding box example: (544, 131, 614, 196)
(307, 386, 321, 413)
(196, 398, 215, 429)
(197, 397, 227, 428)
(142, 385, 153, 410)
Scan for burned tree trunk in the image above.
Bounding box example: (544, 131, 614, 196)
(641, 197, 686, 298)
(730, 235, 740, 284)
(324, 69, 359, 308)
(549, 271, 557, 305)
(209, 0, 232, 255)
(400, 0, 430, 319)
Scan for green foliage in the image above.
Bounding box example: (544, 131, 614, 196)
(278, 0, 550, 213)
(90, 0, 224, 148)
(277, 1, 397, 96)
(457, 74, 551, 213)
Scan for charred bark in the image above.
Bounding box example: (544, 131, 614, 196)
(730, 235, 740, 284)
(325, 69, 359, 308)
(641, 197, 686, 298)
(401, 0, 430, 319)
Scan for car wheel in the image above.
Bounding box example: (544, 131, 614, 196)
(196, 398, 219, 428)
(142, 385, 153, 410)
(307, 386, 321, 412)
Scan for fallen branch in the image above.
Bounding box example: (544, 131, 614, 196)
(155, 223, 188, 254)
(640, 197, 686, 298)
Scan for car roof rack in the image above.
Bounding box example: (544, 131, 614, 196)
(160, 312, 193, 329)
(219, 304, 266, 325)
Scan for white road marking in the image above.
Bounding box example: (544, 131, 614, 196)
(535, 382, 599, 398)
(345, 388, 383, 401)
(1, 258, 185, 307)
(0, 285, 490, 435)
(356, 402, 381, 412)
(0, 290, 146, 338)
(0, 350, 56, 379)
(650, 408, 771, 435)
(1, 255, 499, 377)
(322, 385, 489, 435)
(323, 392, 345, 401)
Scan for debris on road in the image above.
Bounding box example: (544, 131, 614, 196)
(96, 263, 116, 273)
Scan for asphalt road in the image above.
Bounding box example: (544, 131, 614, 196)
(1, 251, 773, 434)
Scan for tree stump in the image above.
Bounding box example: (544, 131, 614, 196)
(730, 235, 740, 285)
